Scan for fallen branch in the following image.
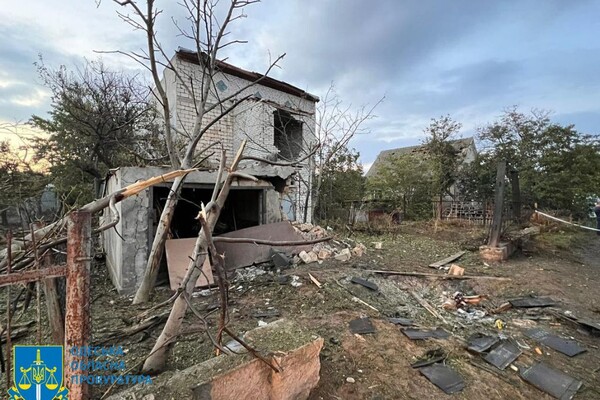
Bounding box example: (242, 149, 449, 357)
(212, 236, 332, 246)
(368, 270, 511, 281)
(96, 311, 170, 345)
(409, 290, 448, 324)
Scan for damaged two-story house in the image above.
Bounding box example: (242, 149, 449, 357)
(102, 48, 319, 293)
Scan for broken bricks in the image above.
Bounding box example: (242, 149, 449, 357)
(299, 250, 318, 264)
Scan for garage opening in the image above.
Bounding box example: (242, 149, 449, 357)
(153, 186, 264, 238)
(152, 186, 264, 283)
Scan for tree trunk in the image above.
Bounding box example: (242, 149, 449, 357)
(142, 144, 245, 373)
(132, 175, 185, 304)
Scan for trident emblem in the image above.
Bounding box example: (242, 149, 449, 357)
(9, 345, 68, 400)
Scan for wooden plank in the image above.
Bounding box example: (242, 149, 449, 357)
(367, 270, 511, 281)
(0, 265, 66, 287)
(428, 251, 466, 268)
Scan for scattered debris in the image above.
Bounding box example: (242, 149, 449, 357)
(346, 377, 355, 384)
(290, 275, 303, 287)
(509, 297, 556, 308)
(308, 273, 322, 288)
(520, 362, 582, 400)
(349, 317, 376, 335)
(372, 242, 383, 249)
(535, 347, 543, 355)
(388, 317, 414, 326)
(495, 319, 506, 330)
(491, 302, 512, 314)
(257, 320, 268, 327)
(351, 277, 378, 291)
(251, 309, 281, 319)
(447, 264, 465, 276)
(411, 348, 446, 368)
(270, 248, 291, 268)
(402, 327, 450, 340)
(467, 334, 499, 353)
(352, 243, 367, 257)
(409, 290, 448, 324)
(484, 340, 522, 370)
(334, 248, 352, 262)
(418, 363, 465, 394)
(428, 251, 467, 269)
(299, 250, 318, 264)
(524, 328, 587, 357)
(369, 270, 511, 281)
(512, 318, 538, 328)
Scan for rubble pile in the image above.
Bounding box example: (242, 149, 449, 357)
(292, 222, 367, 265)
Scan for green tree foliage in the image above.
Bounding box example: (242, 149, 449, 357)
(422, 115, 463, 200)
(472, 107, 600, 216)
(314, 147, 365, 224)
(31, 58, 167, 206)
(0, 140, 49, 225)
(367, 153, 433, 219)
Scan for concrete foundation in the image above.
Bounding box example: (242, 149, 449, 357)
(106, 319, 323, 400)
(479, 241, 516, 262)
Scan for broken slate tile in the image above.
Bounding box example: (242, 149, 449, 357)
(484, 340, 521, 370)
(520, 362, 582, 400)
(270, 248, 291, 268)
(349, 317, 376, 335)
(388, 317, 414, 326)
(509, 297, 556, 308)
(402, 327, 450, 340)
(525, 328, 586, 357)
(351, 277, 379, 291)
(467, 333, 500, 354)
(411, 349, 446, 369)
(418, 363, 465, 394)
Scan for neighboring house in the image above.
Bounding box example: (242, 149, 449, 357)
(354, 138, 477, 223)
(102, 49, 319, 293)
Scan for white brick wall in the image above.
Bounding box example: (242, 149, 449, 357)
(161, 55, 317, 221)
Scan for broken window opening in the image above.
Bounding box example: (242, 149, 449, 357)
(273, 109, 303, 161)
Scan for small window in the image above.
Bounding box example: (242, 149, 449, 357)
(216, 80, 228, 92)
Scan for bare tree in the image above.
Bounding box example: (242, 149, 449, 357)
(111, 0, 284, 304)
(307, 84, 382, 222)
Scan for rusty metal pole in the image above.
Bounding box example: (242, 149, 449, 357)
(5, 230, 12, 390)
(64, 211, 92, 400)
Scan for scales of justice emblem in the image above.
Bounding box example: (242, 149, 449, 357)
(9, 346, 69, 400)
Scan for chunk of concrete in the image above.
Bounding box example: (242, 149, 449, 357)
(334, 248, 351, 262)
(317, 249, 332, 260)
(106, 319, 323, 400)
(299, 250, 318, 264)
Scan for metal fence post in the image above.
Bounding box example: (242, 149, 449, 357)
(64, 211, 92, 400)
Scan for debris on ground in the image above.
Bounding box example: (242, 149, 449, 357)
(483, 340, 522, 370)
(401, 327, 450, 340)
(509, 296, 557, 308)
(429, 250, 467, 269)
(349, 317, 376, 335)
(524, 328, 587, 357)
(417, 363, 466, 394)
(447, 264, 465, 276)
(520, 362, 583, 400)
(350, 276, 378, 291)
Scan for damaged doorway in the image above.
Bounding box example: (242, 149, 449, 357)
(273, 109, 303, 160)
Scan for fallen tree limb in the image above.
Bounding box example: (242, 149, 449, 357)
(367, 270, 511, 281)
(212, 236, 331, 246)
(409, 290, 448, 324)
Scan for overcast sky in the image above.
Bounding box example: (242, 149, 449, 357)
(1, 0, 599, 170)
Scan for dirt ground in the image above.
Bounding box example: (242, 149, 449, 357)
(2, 221, 600, 399)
